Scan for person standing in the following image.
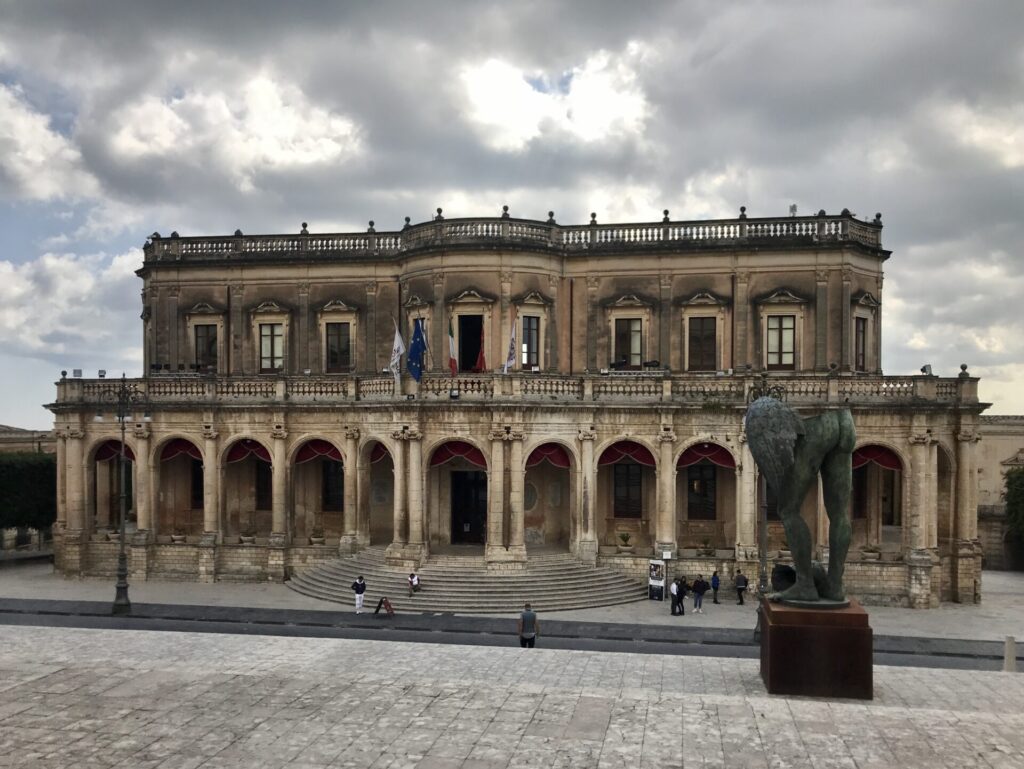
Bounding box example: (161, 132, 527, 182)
(518, 602, 539, 647)
(669, 577, 680, 615)
(677, 577, 688, 615)
(735, 570, 749, 605)
(351, 575, 366, 613)
(711, 571, 721, 604)
(692, 574, 709, 614)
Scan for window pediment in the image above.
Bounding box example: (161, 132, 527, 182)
(676, 290, 729, 307)
(851, 291, 880, 308)
(447, 288, 496, 304)
(756, 288, 808, 305)
(1001, 449, 1024, 467)
(251, 300, 290, 316)
(320, 299, 360, 314)
(188, 301, 224, 315)
(511, 290, 552, 307)
(603, 293, 655, 309)
(403, 294, 433, 310)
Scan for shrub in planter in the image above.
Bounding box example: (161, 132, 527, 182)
(0, 453, 56, 532)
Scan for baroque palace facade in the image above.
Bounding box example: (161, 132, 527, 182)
(49, 207, 986, 607)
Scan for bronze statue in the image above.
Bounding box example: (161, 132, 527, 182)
(745, 397, 856, 603)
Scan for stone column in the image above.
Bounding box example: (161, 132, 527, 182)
(63, 429, 86, 574)
(655, 429, 677, 556)
(578, 428, 598, 564)
(391, 432, 407, 545)
(364, 281, 378, 374)
(585, 277, 599, 371)
(500, 272, 513, 371)
(508, 431, 526, 560)
(55, 430, 67, 528)
(229, 283, 245, 374)
(908, 433, 931, 551)
(734, 434, 758, 560)
(407, 430, 425, 551)
(202, 428, 220, 540)
(734, 271, 750, 370)
(133, 427, 151, 533)
(547, 275, 559, 371)
(486, 432, 506, 562)
(297, 282, 310, 372)
(815, 269, 829, 371)
(95, 460, 112, 529)
(659, 274, 673, 369)
(432, 273, 446, 373)
(840, 267, 852, 371)
(270, 425, 288, 543)
(340, 427, 359, 553)
(167, 286, 180, 368)
(953, 429, 979, 603)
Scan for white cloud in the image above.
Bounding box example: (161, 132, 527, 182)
(461, 44, 650, 151)
(0, 83, 98, 201)
(940, 101, 1024, 168)
(107, 75, 362, 192)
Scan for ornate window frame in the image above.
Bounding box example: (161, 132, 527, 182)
(250, 300, 291, 374)
(757, 289, 808, 372)
(604, 294, 654, 369)
(403, 293, 433, 363)
(677, 291, 730, 372)
(851, 291, 880, 373)
(185, 302, 226, 373)
(317, 299, 359, 374)
(512, 290, 552, 372)
(447, 288, 495, 373)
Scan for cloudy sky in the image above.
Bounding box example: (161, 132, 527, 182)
(1, 1, 1022, 429)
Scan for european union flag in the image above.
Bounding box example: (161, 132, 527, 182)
(408, 318, 427, 382)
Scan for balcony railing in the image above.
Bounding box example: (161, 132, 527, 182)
(143, 210, 883, 263)
(58, 371, 976, 411)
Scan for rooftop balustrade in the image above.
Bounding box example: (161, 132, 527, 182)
(55, 370, 976, 412)
(143, 209, 884, 263)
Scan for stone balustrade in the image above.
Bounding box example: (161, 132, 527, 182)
(56, 371, 977, 411)
(143, 209, 883, 262)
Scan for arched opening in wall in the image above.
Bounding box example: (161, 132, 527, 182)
(430, 441, 488, 546)
(676, 443, 737, 552)
(598, 441, 656, 549)
(524, 443, 573, 552)
(156, 439, 203, 541)
(851, 445, 903, 551)
(936, 445, 955, 554)
(89, 440, 135, 535)
(292, 439, 345, 544)
(223, 439, 272, 543)
(364, 441, 393, 546)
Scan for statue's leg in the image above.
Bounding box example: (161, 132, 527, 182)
(820, 413, 855, 600)
(773, 459, 821, 602)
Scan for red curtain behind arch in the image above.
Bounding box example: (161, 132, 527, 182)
(160, 438, 202, 462)
(294, 439, 343, 464)
(677, 443, 735, 469)
(94, 440, 135, 462)
(225, 439, 271, 464)
(598, 441, 656, 467)
(852, 445, 902, 470)
(526, 444, 571, 469)
(369, 443, 390, 464)
(430, 440, 487, 468)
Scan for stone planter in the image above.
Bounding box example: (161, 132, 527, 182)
(616, 544, 634, 554)
(861, 550, 880, 561)
(309, 536, 326, 546)
(240, 535, 256, 545)
(170, 534, 187, 544)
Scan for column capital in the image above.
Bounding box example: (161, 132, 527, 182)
(815, 268, 830, 283)
(392, 428, 421, 441)
(344, 427, 361, 441)
(956, 430, 977, 443)
(657, 431, 677, 444)
(203, 424, 219, 440)
(67, 428, 85, 440)
(908, 433, 932, 446)
(578, 429, 597, 442)
(271, 426, 288, 440)
(133, 426, 151, 440)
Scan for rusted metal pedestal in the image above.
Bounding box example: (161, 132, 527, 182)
(759, 597, 873, 700)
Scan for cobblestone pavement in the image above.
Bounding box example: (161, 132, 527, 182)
(2, 564, 1023, 642)
(1, 625, 1023, 769)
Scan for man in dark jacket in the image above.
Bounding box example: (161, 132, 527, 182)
(351, 576, 366, 613)
(735, 570, 749, 605)
(692, 574, 709, 614)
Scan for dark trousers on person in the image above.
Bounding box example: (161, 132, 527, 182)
(671, 595, 682, 615)
(736, 588, 745, 605)
(520, 635, 536, 648)
(713, 588, 719, 604)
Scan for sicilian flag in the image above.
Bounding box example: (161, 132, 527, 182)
(447, 316, 458, 376)
(389, 319, 405, 392)
(503, 311, 517, 374)
(407, 319, 427, 382)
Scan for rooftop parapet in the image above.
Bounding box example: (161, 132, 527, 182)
(142, 208, 885, 264)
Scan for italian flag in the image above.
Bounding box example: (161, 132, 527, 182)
(448, 316, 458, 375)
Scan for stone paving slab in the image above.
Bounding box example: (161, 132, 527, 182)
(2, 625, 1024, 768)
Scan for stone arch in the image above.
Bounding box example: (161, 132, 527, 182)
(153, 435, 205, 539)
(220, 436, 274, 542)
(290, 436, 346, 543)
(287, 434, 347, 466)
(851, 441, 905, 550)
(595, 438, 658, 549)
(936, 442, 956, 554)
(359, 437, 395, 546)
(85, 437, 138, 535)
(523, 439, 577, 551)
(674, 439, 739, 551)
(428, 438, 490, 547)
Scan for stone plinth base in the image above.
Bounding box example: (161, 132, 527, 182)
(759, 597, 873, 700)
(385, 542, 425, 569)
(577, 539, 598, 566)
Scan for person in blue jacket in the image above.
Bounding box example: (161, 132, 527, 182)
(711, 571, 721, 604)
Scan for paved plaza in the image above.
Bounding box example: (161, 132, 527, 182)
(1, 624, 1023, 769)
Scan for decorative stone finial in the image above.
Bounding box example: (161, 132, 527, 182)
(234, 229, 243, 237)
(874, 212, 883, 224)
(435, 207, 444, 220)
(959, 363, 970, 379)
(61, 370, 67, 379)
(403, 216, 411, 229)
(170, 230, 179, 238)
(663, 209, 670, 222)
(818, 209, 827, 217)
(151, 231, 161, 239)
(738, 206, 746, 219)
(546, 211, 556, 224)
(590, 212, 597, 225)
(841, 207, 851, 216)
(501, 205, 510, 219)
(367, 221, 375, 232)
(300, 222, 309, 234)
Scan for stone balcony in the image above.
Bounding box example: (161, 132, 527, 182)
(52, 370, 977, 413)
(142, 209, 885, 263)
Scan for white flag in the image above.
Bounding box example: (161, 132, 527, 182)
(390, 320, 406, 392)
(503, 313, 517, 374)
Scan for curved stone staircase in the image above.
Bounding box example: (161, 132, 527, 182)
(286, 546, 648, 613)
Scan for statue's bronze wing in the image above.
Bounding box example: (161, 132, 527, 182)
(744, 396, 803, 492)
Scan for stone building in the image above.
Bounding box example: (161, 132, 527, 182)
(48, 207, 986, 607)
(976, 415, 1024, 569)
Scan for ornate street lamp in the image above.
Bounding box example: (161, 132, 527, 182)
(104, 373, 148, 616)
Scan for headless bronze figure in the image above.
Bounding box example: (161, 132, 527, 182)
(745, 397, 856, 603)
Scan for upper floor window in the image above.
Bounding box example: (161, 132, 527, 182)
(687, 316, 716, 372)
(613, 463, 643, 518)
(766, 315, 796, 370)
(614, 318, 643, 370)
(259, 323, 284, 373)
(521, 315, 540, 368)
(325, 322, 351, 373)
(854, 317, 867, 372)
(194, 324, 217, 370)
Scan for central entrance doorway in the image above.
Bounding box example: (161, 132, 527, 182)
(451, 470, 487, 543)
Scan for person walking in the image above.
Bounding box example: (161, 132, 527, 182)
(711, 571, 721, 604)
(351, 575, 366, 613)
(669, 577, 680, 615)
(517, 602, 540, 647)
(677, 577, 688, 615)
(692, 574, 709, 614)
(735, 570, 749, 605)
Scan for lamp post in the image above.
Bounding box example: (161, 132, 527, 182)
(107, 373, 147, 616)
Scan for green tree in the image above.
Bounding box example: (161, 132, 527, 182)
(1005, 466, 1024, 540)
(0, 452, 56, 531)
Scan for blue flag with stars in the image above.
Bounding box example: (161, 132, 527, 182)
(408, 318, 427, 382)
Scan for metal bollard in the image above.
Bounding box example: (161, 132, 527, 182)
(1004, 636, 1017, 673)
